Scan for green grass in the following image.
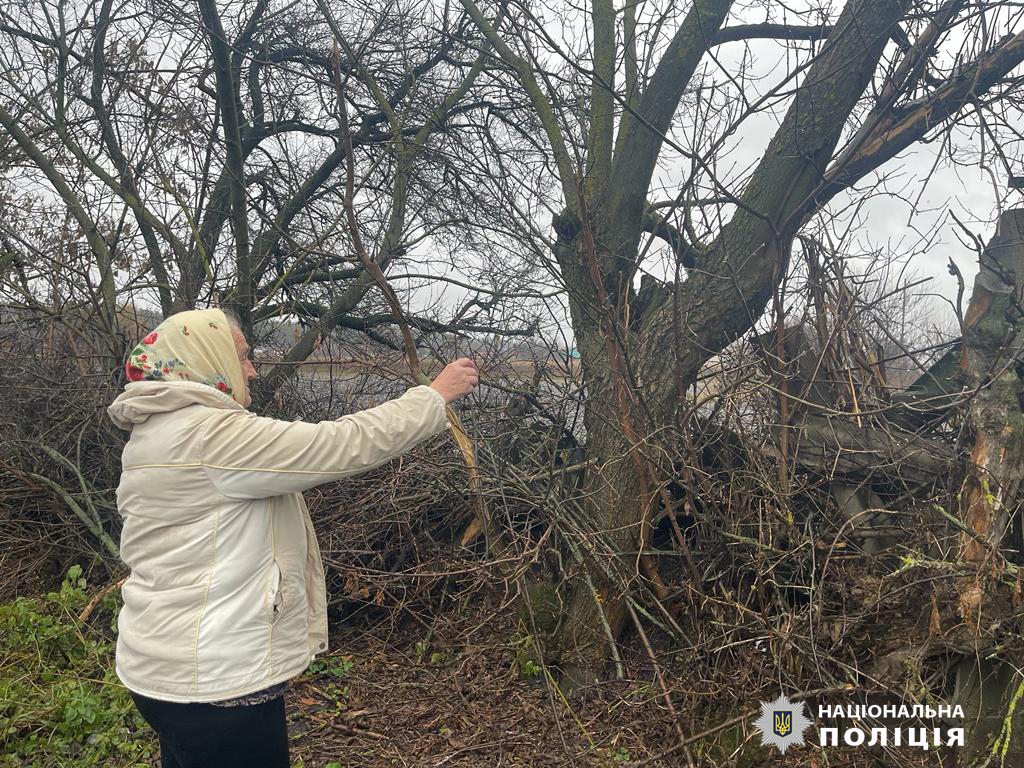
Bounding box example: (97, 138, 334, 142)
(0, 566, 156, 767)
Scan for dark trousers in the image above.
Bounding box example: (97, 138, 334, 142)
(130, 692, 290, 768)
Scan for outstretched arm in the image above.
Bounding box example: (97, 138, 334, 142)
(201, 359, 479, 499)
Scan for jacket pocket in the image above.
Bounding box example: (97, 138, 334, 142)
(266, 560, 284, 625)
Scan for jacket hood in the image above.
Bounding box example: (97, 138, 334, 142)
(108, 380, 244, 430)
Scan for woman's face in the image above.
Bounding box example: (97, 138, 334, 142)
(231, 327, 258, 408)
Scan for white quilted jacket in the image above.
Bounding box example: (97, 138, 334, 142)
(107, 380, 447, 702)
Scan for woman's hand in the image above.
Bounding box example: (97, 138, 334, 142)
(429, 358, 479, 403)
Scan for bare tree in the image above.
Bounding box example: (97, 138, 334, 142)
(455, 0, 1024, 687)
(0, 0, 537, 376)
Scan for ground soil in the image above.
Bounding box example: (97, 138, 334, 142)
(285, 607, 677, 768)
(274, 602, 949, 768)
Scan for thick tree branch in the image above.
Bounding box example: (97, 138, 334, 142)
(609, 0, 733, 234)
(197, 0, 253, 330)
(641, 209, 701, 267)
(274, 266, 363, 290)
(587, 0, 615, 188)
(0, 102, 117, 341)
(256, 304, 536, 338)
(458, 0, 578, 209)
(250, 143, 348, 284)
(638, 0, 912, 413)
(91, 0, 174, 316)
(820, 28, 1024, 206)
(711, 23, 832, 45)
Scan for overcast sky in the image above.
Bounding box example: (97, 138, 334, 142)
(514, 5, 1017, 343)
(11, 0, 1018, 348)
(650, 23, 1017, 334)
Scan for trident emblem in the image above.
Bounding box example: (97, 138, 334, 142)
(773, 711, 792, 737)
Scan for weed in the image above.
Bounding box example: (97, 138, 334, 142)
(306, 655, 354, 679)
(323, 681, 350, 709)
(520, 658, 542, 678)
(0, 566, 154, 767)
(512, 633, 543, 679)
(414, 640, 425, 662)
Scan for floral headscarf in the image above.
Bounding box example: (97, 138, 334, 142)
(125, 308, 246, 404)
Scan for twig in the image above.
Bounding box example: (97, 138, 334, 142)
(78, 576, 126, 622)
(626, 600, 696, 768)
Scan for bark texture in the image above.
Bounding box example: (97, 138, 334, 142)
(954, 209, 1024, 766)
(959, 210, 1024, 563)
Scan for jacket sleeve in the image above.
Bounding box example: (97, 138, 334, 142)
(198, 384, 449, 499)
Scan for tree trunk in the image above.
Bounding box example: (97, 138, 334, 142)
(547, 0, 912, 685)
(953, 208, 1024, 766)
(543, 222, 648, 686)
(954, 658, 1024, 766)
(959, 209, 1024, 563)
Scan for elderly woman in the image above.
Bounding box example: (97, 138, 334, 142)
(107, 308, 477, 767)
